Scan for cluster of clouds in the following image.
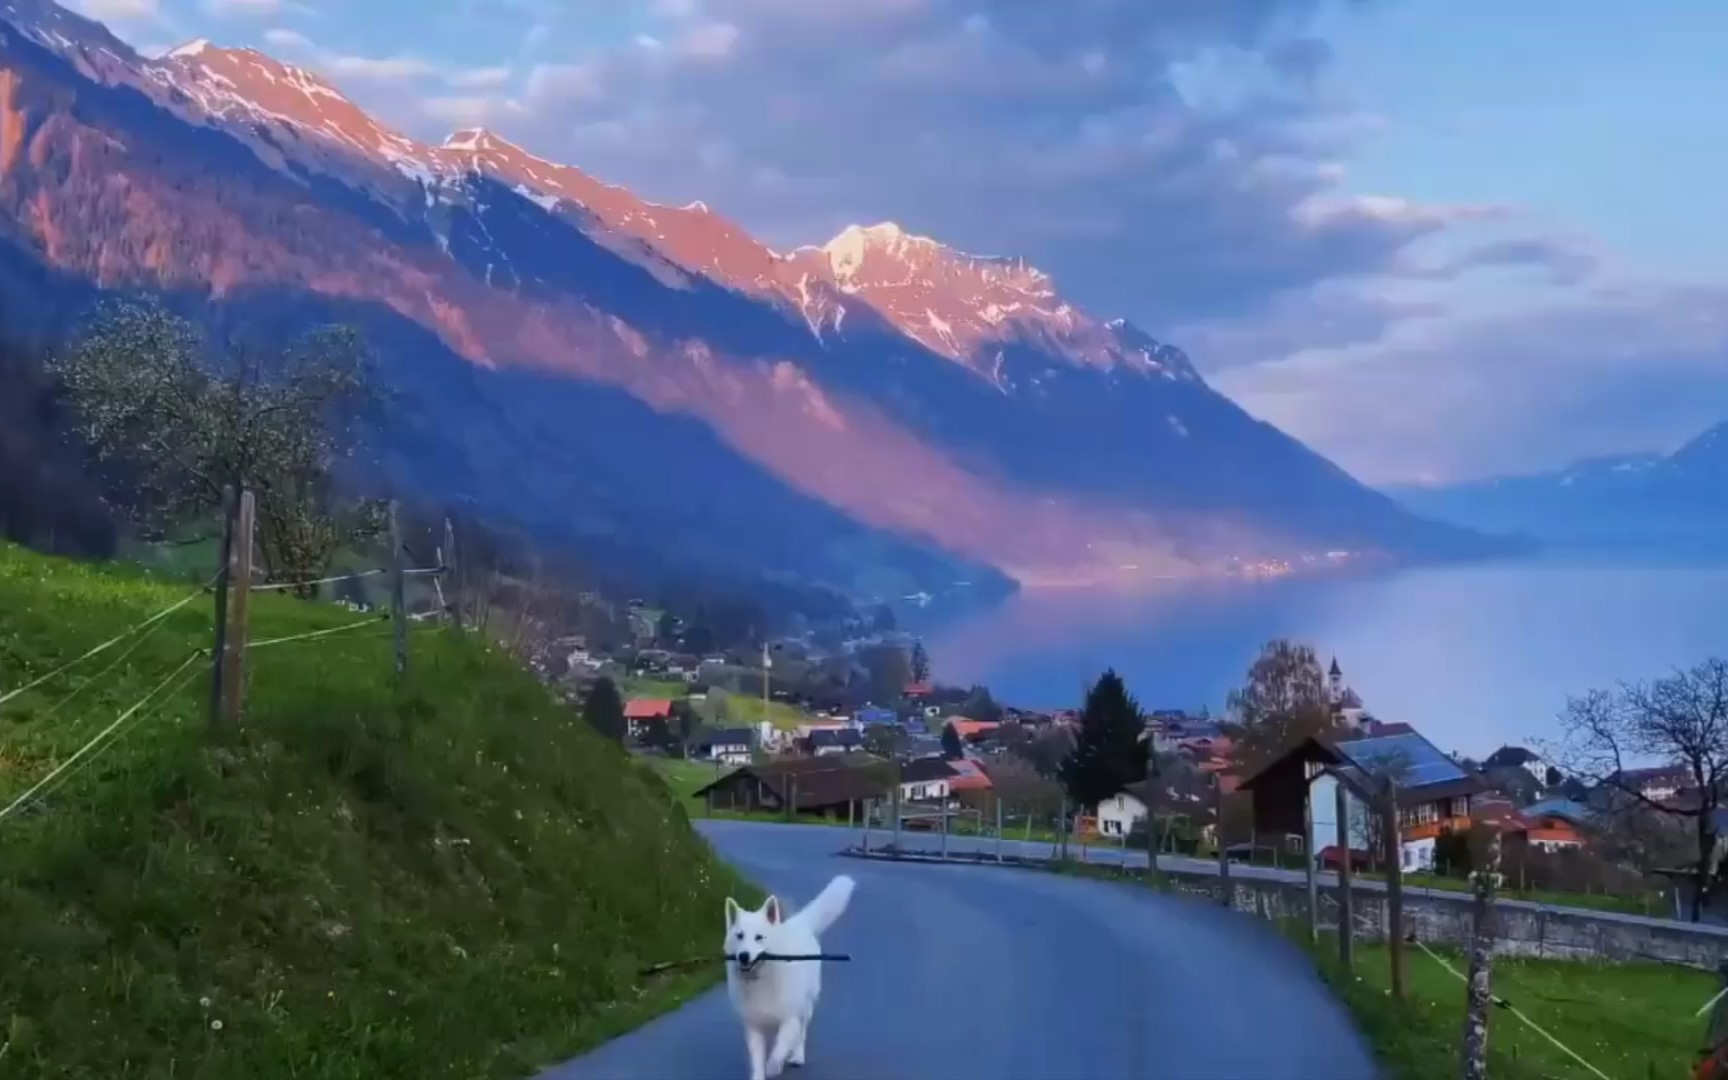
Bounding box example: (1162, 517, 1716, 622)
(64, 0, 1728, 484)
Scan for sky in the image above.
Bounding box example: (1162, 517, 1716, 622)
(69, 0, 1728, 486)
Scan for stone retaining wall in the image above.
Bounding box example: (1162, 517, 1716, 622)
(850, 846, 1728, 968)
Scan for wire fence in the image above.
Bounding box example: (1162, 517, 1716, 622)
(0, 650, 205, 827)
(0, 502, 460, 825)
(0, 572, 216, 709)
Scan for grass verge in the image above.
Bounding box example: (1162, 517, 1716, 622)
(0, 542, 750, 1079)
(1307, 937, 1704, 1079)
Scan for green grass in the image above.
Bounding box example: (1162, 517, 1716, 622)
(714, 691, 806, 732)
(1309, 938, 1706, 1080)
(1380, 872, 1666, 918)
(0, 543, 751, 1079)
(622, 679, 689, 701)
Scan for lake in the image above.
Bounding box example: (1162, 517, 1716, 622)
(925, 558, 1728, 758)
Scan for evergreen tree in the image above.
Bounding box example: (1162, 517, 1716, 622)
(941, 721, 965, 761)
(910, 641, 932, 684)
(583, 677, 627, 741)
(1059, 669, 1149, 809)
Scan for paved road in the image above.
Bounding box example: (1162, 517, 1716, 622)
(544, 821, 1378, 1080)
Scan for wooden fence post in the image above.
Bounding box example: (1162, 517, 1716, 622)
(1459, 830, 1502, 1080)
(1336, 778, 1354, 972)
(208, 485, 236, 728)
(891, 756, 903, 853)
(388, 500, 407, 677)
(218, 490, 255, 727)
(442, 516, 463, 631)
(996, 795, 1005, 863)
(1383, 776, 1406, 1000)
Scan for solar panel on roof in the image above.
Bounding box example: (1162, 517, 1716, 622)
(1339, 732, 1465, 788)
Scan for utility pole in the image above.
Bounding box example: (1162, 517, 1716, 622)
(208, 486, 236, 729)
(1383, 775, 1406, 1000)
(218, 490, 255, 727)
(1335, 777, 1354, 972)
(389, 500, 407, 677)
(1458, 829, 1502, 1080)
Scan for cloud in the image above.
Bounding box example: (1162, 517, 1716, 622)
(462, 0, 1459, 332)
(448, 65, 513, 91)
(69, 0, 159, 19)
(1217, 283, 1728, 483)
(203, 0, 283, 15)
(324, 53, 438, 81)
(261, 26, 310, 49)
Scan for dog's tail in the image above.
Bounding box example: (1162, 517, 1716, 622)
(792, 875, 855, 936)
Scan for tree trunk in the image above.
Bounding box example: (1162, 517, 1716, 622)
(1458, 830, 1501, 1080)
(1696, 811, 1713, 923)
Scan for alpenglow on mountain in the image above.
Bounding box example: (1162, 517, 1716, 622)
(0, 1, 1494, 597)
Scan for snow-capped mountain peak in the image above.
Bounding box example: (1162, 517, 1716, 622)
(148, 40, 439, 186)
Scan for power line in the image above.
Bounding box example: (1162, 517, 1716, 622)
(34, 610, 173, 724)
(1412, 938, 1612, 1080)
(22, 659, 206, 815)
(0, 650, 204, 827)
(247, 615, 388, 650)
(0, 575, 215, 708)
(250, 569, 383, 592)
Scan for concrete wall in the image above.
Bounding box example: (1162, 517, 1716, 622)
(1168, 866, 1728, 967)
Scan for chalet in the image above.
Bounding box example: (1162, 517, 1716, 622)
(1607, 764, 1690, 804)
(1241, 728, 1487, 873)
(1097, 781, 1155, 838)
(946, 718, 1000, 742)
(856, 705, 898, 727)
(947, 758, 993, 794)
(899, 756, 959, 803)
(696, 727, 757, 766)
(1515, 798, 1592, 851)
(623, 698, 675, 737)
(806, 728, 864, 757)
(692, 754, 890, 818)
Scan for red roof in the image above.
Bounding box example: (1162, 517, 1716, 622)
(948, 759, 994, 791)
(904, 682, 934, 697)
(949, 719, 1000, 740)
(624, 698, 675, 720)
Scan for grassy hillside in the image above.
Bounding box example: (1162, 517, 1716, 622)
(0, 543, 748, 1079)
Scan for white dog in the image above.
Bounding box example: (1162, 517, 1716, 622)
(723, 875, 855, 1080)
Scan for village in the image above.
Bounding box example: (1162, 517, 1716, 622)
(531, 608, 1706, 925)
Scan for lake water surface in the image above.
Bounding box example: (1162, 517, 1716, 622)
(926, 559, 1728, 758)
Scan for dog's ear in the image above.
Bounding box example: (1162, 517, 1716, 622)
(725, 897, 741, 926)
(764, 896, 782, 924)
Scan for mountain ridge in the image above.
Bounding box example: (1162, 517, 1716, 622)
(0, 4, 1500, 597)
(1392, 420, 1728, 558)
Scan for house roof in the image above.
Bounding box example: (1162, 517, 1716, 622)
(948, 758, 993, 791)
(900, 757, 959, 784)
(1521, 798, 1594, 825)
(702, 727, 756, 748)
(808, 729, 862, 750)
(949, 719, 1000, 740)
(624, 698, 675, 720)
(1239, 729, 1487, 807)
(693, 757, 892, 809)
